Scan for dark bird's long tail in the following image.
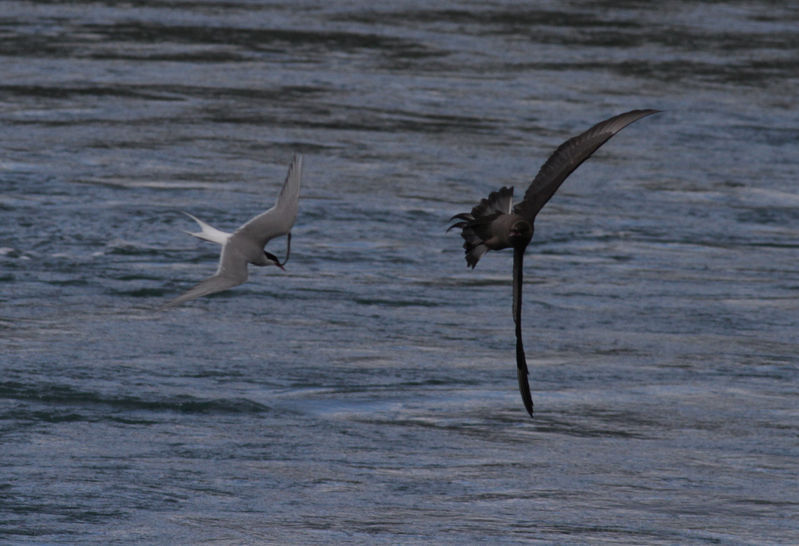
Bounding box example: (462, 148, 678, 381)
(513, 246, 534, 417)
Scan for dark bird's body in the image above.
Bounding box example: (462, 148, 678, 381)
(449, 109, 658, 417)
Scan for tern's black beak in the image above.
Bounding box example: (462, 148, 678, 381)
(265, 250, 286, 270)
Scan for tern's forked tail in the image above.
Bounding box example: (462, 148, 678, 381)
(182, 212, 231, 245)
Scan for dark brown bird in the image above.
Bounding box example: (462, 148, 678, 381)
(448, 109, 658, 417)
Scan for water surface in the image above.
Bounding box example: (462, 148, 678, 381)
(1, 1, 798, 543)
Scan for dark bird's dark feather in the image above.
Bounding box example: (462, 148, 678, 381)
(514, 109, 659, 221)
(448, 186, 515, 268)
(447, 110, 658, 418)
(513, 246, 533, 417)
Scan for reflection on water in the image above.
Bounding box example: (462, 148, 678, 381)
(1, 0, 798, 543)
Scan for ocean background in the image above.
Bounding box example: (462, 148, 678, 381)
(1, 1, 798, 543)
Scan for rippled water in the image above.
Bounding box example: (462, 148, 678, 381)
(2, 1, 798, 543)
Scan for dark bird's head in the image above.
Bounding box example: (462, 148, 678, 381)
(509, 219, 533, 247)
(263, 250, 285, 270)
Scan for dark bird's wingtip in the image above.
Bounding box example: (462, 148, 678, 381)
(515, 317, 534, 418)
(518, 368, 534, 418)
(634, 108, 662, 118)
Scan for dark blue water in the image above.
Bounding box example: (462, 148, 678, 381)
(2, 1, 798, 543)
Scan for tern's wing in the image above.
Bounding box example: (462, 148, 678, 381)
(237, 154, 303, 248)
(163, 244, 249, 308)
(514, 109, 658, 221)
(513, 246, 534, 418)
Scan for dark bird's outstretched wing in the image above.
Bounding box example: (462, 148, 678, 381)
(514, 109, 658, 221)
(513, 246, 534, 417)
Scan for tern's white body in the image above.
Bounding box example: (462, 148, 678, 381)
(164, 154, 302, 307)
